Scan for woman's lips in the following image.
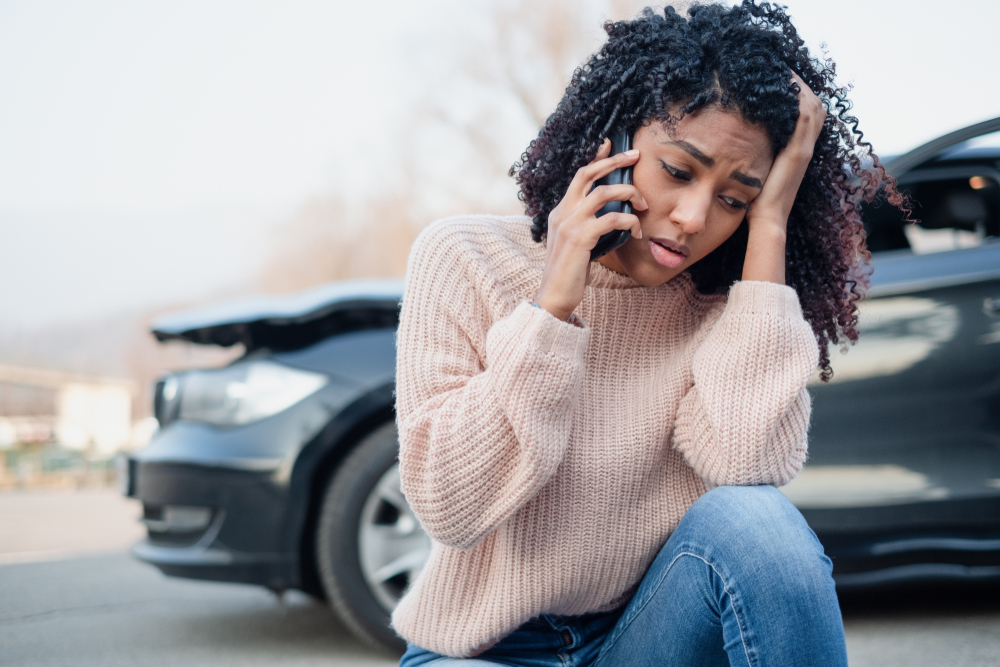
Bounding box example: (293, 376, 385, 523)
(648, 238, 690, 269)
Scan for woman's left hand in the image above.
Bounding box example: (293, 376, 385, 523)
(747, 72, 826, 230)
(741, 72, 825, 284)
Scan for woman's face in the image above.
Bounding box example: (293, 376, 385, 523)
(598, 106, 774, 286)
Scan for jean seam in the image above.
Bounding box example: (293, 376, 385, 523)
(593, 549, 756, 667)
(592, 550, 682, 665)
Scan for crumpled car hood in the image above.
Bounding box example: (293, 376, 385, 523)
(152, 278, 403, 351)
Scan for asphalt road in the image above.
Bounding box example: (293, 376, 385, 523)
(0, 552, 397, 667)
(838, 583, 1000, 667)
(1, 489, 999, 666)
(0, 487, 145, 565)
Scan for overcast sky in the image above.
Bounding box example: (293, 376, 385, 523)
(2, 0, 998, 328)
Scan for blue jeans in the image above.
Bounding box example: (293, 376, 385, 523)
(398, 485, 847, 667)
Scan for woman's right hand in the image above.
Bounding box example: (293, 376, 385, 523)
(534, 138, 647, 322)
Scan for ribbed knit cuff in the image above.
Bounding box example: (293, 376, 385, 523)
(726, 281, 803, 319)
(508, 300, 590, 360)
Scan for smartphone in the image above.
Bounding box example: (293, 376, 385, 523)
(589, 130, 634, 261)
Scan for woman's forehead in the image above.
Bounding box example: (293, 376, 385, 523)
(647, 107, 774, 172)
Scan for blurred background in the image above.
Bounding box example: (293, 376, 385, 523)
(0, 0, 997, 483)
(3, 2, 1000, 666)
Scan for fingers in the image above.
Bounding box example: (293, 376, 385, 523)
(749, 73, 827, 224)
(552, 209, 642, 248)
(583, 183, 648, 216)
(596, 136, 612, 160)
(790, 71, 808, 94)
(547, 137, 645, 251)
(790, 72, 826, 129)
(790, 72, 816, 102)
(596, 211, 643, 239)
(787, 72, 826, 157)
(566, 142, 641, 201)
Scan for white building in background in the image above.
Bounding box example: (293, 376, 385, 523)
(56, 382, 132, 452)
(0, 365, 142, 456)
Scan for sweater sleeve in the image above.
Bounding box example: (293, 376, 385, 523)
(395, 222, 589, 551)
(672, 280, 819, 487)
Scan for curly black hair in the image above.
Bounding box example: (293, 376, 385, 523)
(510, 1, 905, 381)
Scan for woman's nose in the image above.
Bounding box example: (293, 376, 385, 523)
(669, 191, 709, 235)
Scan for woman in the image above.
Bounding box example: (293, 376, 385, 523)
(392, 2, 902, 665)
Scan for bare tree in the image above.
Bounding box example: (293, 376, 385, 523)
(259, 0, 659, 292)
(259, 190, 424, 293)
(409, 0, 652, 217)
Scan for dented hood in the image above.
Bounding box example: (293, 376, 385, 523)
(151, 278, 404, 351)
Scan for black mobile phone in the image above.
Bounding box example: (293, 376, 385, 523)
(589, 130, 634, 261)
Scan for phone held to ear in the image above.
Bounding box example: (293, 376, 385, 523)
(589, 130, 634, 261)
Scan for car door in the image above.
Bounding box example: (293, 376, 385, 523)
(782, 120, 1000, 582)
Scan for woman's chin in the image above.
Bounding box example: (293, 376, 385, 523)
(641, 267, 682, 286)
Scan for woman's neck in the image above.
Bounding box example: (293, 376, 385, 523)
(597, 251, 629, 276)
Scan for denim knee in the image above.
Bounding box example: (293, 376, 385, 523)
(671, 485, 832, 589)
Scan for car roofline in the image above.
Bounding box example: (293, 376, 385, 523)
(885, 116, 1000, 176)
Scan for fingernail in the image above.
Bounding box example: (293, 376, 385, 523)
(642, 196, 648, 208)
(626, 149, 639, 156)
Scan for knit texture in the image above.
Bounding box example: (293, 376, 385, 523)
(391, 215, 820, 657)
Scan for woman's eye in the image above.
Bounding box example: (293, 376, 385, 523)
(660, 161, 691, 181)
(721, 196, 750, 211)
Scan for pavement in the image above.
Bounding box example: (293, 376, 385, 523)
(0, 487, 144, 565)
(1, 488, 999, 666)
(839, 583, 1000, 666)
(0, 552, 397, 667)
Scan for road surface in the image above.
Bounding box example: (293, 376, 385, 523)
(1, 489, 998, 666)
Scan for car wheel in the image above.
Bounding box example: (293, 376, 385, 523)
(315, 421, 431, 653)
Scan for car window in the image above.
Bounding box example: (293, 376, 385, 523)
(863, 131, 1000, 255)
(901, 176, 997, 253)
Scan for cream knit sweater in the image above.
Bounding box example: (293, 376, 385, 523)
(391, 214, 819, 657)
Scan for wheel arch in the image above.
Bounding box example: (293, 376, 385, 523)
(284, 381, 397, 597)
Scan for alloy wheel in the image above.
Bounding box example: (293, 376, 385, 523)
(357, 463, 431, 612)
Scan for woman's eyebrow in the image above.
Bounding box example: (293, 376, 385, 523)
(663, 139, 763, 188)
(730, 170, 763, 189)
(662, 140, 714, 167)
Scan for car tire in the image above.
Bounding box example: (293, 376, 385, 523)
(315, 421, 430, 654)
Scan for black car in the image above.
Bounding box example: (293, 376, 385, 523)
(792, 117, 1000, 585)
(123, 118, 1000, 653)
(124, 279, 416, 651)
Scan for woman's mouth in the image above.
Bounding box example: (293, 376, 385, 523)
(648, 238, 690, 269)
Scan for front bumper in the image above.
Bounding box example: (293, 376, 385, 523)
(131, 526, 296, 588)
(127, 457, 300, 590)
(121, 389, 348, 590)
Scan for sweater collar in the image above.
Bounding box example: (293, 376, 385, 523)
(586, 260, 694, 293)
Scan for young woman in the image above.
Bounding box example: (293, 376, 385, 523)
(392, 2, 902, 665)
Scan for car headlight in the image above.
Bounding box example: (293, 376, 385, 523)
(154, 375, 181, 427)
(172, 361, 328, 427)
